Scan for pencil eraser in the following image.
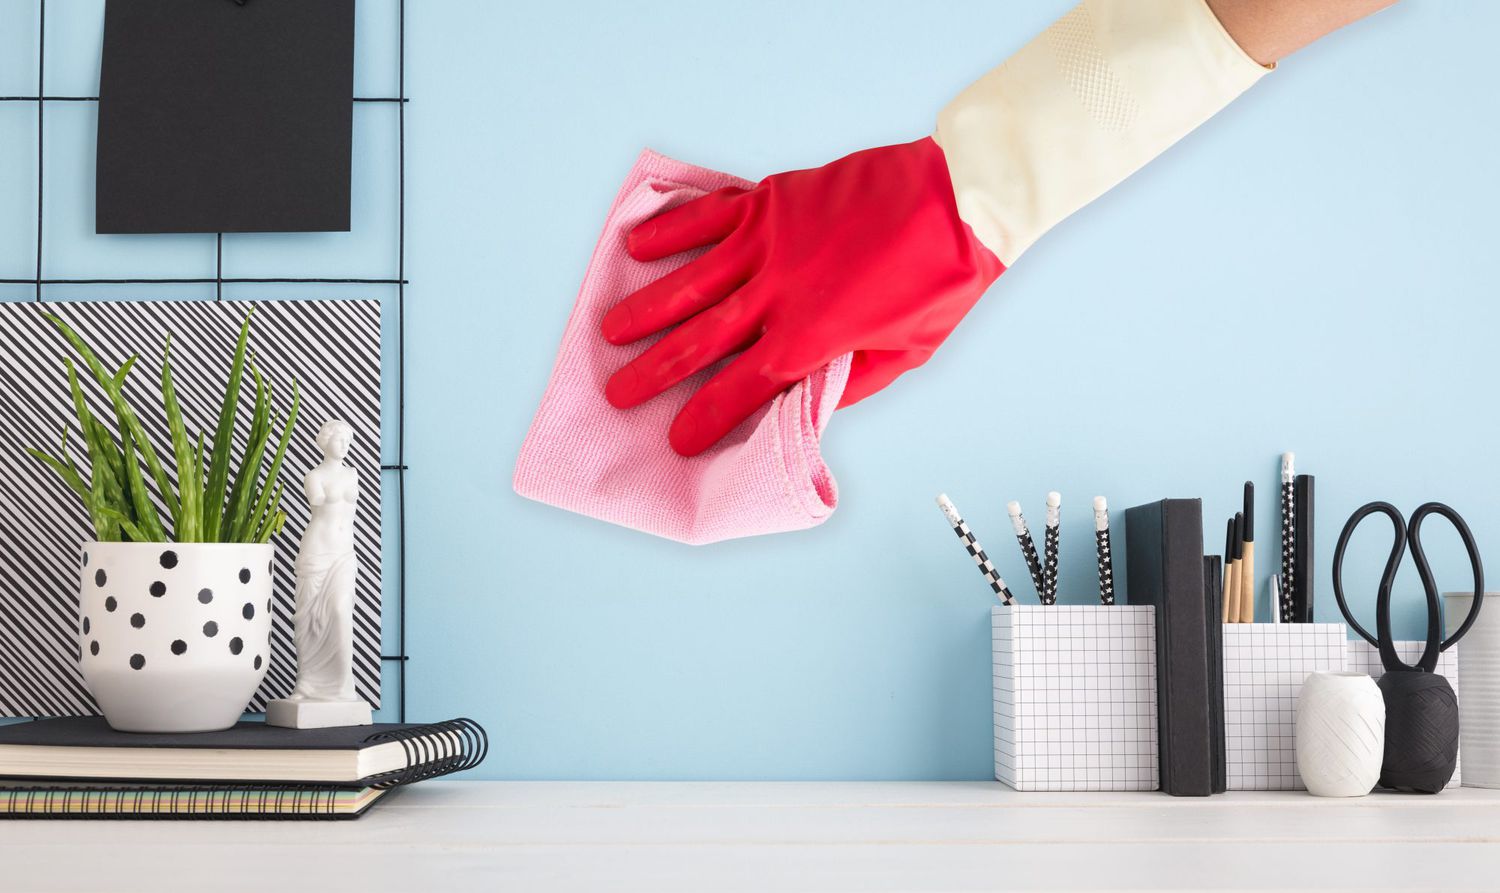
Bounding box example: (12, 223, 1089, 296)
(1092, 496, 1107, 513)
(936, 494, 960, 525)
(1006, 501, 1022, 518)
(1047, 491, 1061, 507)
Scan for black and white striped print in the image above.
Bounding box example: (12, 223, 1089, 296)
(0, 300, 382, 716)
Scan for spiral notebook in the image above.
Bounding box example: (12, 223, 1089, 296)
(0, 782, 389, 820)
(0, 717, 486, 819)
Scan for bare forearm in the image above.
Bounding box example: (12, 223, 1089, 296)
(1206, 0, 1399, 65)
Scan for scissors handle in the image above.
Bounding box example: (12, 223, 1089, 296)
(1407, 502, 1485, 658)
(1332, 501, 1405, 654)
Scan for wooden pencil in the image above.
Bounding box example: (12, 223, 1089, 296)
(1239, 482, 1256, 623)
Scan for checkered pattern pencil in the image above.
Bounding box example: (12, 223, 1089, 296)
(1043, 491, 1061, 606)
(1280, 452, 1296, 623)
(936, 494, 1015, 605)
(1093, 496, 1115, 605)
(1007, 500, 1046, 601)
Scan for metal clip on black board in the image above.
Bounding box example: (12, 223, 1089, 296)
(1332, 501, 1484, 793)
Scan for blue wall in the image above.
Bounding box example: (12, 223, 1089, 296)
(4, 1, 1497, 779)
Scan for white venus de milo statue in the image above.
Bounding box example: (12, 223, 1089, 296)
(266, 419, 372, 729)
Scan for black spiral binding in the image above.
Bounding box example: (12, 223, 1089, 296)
(0, 783, 356, 820)
(360, 717, 489, 789)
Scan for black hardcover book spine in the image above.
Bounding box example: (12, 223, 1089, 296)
(1125, 498, 1212, 796)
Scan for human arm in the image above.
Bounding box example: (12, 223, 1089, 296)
(1206, 0, 1398, 65)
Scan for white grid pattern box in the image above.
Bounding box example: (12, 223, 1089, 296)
(993, 605, 1157, 791)
(1346, 640, 1462, 788)
(1222, 624, 1346, 790)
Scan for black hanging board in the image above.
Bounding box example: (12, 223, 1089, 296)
(95, 0, 356, 234)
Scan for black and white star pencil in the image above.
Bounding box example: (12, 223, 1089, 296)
(1043, 491, 1061, 606)
(1093, 496, 1115, 606)
(1280, 452, 1296, 623)
(937, 494, 1015, 605)
(1006, 500, 1045, 601)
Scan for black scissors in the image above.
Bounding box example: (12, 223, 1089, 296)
(1332, 501, 1484, 673)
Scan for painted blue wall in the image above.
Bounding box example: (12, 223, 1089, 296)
(3, 2, 1496, 778)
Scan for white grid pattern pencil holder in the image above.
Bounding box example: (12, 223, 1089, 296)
(1221, 624, 1346, 790)
(1346, 639, 1462, 788)
(993, 605, 1157, 791)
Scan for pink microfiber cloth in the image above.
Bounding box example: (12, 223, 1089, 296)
(514, 150, 850, 545)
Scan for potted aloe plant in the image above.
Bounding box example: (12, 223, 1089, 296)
(27, 311, 299, 733)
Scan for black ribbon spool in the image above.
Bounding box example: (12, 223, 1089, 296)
(1332, 501, 1484, 793)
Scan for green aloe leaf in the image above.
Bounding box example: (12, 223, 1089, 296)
(24, 446, 90, 503)
(159, 337, 201, 542)
(111, 355, 137, 391)
(224, 365, 272, 542)
(120, 426, 167, 542)
(239, 382, 299, 542)
(98, 506, 148, 543)
(87, 441, 116, 541)
(202, 312, 253, 541)
(256, 509, 287, 544)
(67, 363, 131, 528)
(45, 314, 179, 520)
(251, 481, 285, 544)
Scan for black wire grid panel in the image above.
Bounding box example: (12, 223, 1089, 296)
(1, 0, 411, 722)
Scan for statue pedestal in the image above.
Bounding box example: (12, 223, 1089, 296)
(266, 697, 372, 730)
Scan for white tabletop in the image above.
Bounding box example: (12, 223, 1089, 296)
(5, 781, 1500, 891)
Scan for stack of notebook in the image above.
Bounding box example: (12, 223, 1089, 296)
(0, 716, 486, 819)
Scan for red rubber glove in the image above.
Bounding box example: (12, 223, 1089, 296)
(602, 137, 1003, 457)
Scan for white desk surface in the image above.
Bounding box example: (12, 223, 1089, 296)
(5, 781, 1500, 892)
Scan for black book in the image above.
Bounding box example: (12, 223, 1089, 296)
(1204, 555, 1226, 794)
(1125, 498, 1212, 796)
(0, 717, 486, 787)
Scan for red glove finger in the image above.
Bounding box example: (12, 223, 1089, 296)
(626, 186, 748, 262)
(601, 238, 754, 345)
(669, 340, 811, 457)
(605, 295, 760, 410)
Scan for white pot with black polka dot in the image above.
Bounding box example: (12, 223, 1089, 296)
(78, 541, 275, 733)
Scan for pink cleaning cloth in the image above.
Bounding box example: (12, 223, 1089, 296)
(514, 150, 850, 545)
